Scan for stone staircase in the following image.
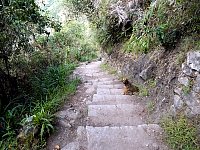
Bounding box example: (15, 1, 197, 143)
(62, 61, 168, 150)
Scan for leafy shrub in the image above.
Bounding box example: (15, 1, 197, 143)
(124, 0, 200, 53)
(0, 0, 98, 149)
(0, 63, 80, 149)
(162, 115, 200, 150)
(139, 85, 149, 97)
(30, 63, 77, 98)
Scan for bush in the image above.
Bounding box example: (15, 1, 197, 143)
(0, 63, 80, 149)
(162, 115, 200, 150)
(124, 0, 200, 53)
(30, 63, 77, 98)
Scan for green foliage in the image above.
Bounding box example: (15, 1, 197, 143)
(147, 79, 157, 88)
(0, 0, 98, 149)
(182, 85, 191, 95)
(34, 20, 98, 63)
(124, 0, 200, 53)
(66, 0, 94, 16)
(30, 64, 77, 98)
(124, 33, 151, 53)
(181, 79, 192, 95)
(32, 108, 54, 141)
(100, 63, 117, 74)
(176, 52, 186, 65)
(162, 115, 200, 150)
(0, 63, 80, 149)
(139, 86, 149, 96)
(0, 0, 61, 112)
(147, 100, 155, 114)
(68, 0, 132, 48)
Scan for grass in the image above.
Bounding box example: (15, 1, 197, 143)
(0, 63, 80, 149)
(100, 63, 117, 75)
(147, 100, 155, 114)
(123, 0, 199, 54)
(161, 115, 200, 150)
(147, 79, 157, 88)
(182, 85, 191, 95)
(182, 79, 193, 95)
(139, 85, 149, 97)
(176, 52, 186, 65)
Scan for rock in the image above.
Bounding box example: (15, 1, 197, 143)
(173, 95, 183, 109)
(170, 105, 176, 117)
(190, 106, 200, 116)
(152, 143, 159, 150)
(187, 51, 200, 72)
(178, 76, 189, 86)
(159, 97, 169, 107)
(85, 87, 95, 94)
(58, 120, 72, 128)
(62, 142, 79, 150)
(174, 88, 182, 95)
(193, 74, 200, 93)
(139, 65, 154, 81)
(185, 106, 200, 117)
(182, 63, 193, 76)
(17, 116, 38, 142)
(56, 109, 80, 120)
(183, 91, 198, 107)
(182, 91, 200, 116)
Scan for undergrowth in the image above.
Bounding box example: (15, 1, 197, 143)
(162, 115, 200, 150)
(100, 63, 117, 75)
(124, 0, 200, 54)
(0, 8, 98, 149)
(0, 64, 80, 149)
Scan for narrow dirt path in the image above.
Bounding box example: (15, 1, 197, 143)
(47, 61, 168, 150)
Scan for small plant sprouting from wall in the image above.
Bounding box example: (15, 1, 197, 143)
(147, 100, 155, 114)
(139, 85, 149, 97)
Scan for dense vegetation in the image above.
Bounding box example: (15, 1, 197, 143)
(70, 0, 200, 149)
(0, 0, 199, 149)
(0, 0, 98, 149)
(68, 0, 199, 53)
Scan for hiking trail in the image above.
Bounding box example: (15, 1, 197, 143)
(47, 61, 168, 150)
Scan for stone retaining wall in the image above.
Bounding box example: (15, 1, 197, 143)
(102, 48, 200, 118)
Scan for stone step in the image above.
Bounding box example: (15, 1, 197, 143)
(93, 80, 122, 85)
(97, 88, 123, 95)
(87, 104, 144, 126)
(86, 77, 118, 83)
(76, 65, 101, 69)
(97, 84, 124, 89)
(92, 94, 136, 105)
(78, 125, 167, 150)
(95, 77, 118, 81)
(85, 72, 108, 77)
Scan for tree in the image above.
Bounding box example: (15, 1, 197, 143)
(0, 0, 59, 111)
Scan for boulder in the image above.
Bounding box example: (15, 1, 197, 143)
(193, 74, 200, 93)
(178, 76, 189, 86)
(170, 105, 176, 117)
(17, 116, 38, 143)
(182, 63, 193, 76)
(139, 65, 155, 81)
(173, 95, 183, 109)
(174, 88, 182, 96)
(187, 51, 200, 72)
(183, 91, 200, 110)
